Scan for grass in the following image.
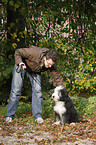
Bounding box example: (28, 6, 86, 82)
(71, 95, 96, 115)
(0, 95, 96, 123)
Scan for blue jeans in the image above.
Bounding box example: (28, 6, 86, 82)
(6, 64, 43, 119)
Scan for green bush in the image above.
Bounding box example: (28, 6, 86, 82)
(83, 96, 96, 114)
(37, 37, 95, 97)
(0, 94, 96, 120)
(71, 96, 96, 116)
(42, 98, 54, 119)
(16, 102, 32, 118)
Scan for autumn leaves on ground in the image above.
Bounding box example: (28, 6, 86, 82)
(0, 96, 96, 145)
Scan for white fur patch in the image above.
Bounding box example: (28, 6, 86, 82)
(54, 101, 66, 115)
(54, 86, 64, 92)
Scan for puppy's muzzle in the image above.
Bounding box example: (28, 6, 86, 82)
(52, 95, 58, 102)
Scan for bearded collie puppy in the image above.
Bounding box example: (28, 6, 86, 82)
(52, 86, 79, 124)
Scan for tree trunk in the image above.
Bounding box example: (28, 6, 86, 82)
(7, 0, 26, 48)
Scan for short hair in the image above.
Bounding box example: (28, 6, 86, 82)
(46, 49, 59, 62)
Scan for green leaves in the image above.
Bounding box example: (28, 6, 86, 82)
(9, 0, 21, 9)
(9, 0, 14, 6)
(0, 0, 95, 103)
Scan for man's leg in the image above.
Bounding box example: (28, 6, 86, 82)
(28, 72, 43, 119)
(6, 64, 25, 119)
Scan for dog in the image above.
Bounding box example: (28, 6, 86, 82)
(52, 86, 79, 124)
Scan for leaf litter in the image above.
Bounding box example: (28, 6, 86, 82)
(0, 112, 96, 145)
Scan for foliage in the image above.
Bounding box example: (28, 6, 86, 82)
(38, 34, 95, 96)
(0, 0, 96, 103)
(71, 96, 96, 115)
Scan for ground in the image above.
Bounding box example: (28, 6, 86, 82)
(0, 112, 96, 145)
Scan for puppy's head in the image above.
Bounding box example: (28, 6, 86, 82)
(52, 86, 68, 101)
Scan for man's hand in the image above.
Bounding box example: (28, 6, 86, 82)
(19, 62, 26, 70)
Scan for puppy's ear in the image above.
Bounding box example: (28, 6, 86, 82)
(61, 88, 68, 97)
(64, 88, 68, 96)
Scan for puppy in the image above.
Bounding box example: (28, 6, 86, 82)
(52, 86, 79, 124)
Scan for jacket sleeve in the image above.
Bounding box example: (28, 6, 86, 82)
(14, 48, 30, 65)
(50, 64, 64, 87)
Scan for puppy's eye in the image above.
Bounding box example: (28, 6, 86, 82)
(52, 96, 55, 98)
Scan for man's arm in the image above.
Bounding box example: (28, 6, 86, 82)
(50, 64, 64, 87)
(14, 48, 29, 65)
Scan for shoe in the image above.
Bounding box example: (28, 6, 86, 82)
(35, 117, 44, 123)
(6, 117, 12, 123)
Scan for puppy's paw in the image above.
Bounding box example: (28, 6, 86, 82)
(53, 121, 61, 125)
(70, 122, 76, 126)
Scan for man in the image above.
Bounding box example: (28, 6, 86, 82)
(6, 45, 64, 123)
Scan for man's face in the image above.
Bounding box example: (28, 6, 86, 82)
(44, 58, 55, 68)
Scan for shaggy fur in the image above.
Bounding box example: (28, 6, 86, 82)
(52, 86, 79, 124)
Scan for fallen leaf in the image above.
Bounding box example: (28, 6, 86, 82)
(17, 135, 24, 139)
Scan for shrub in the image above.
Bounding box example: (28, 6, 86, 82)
(37, 33, 95, 97)
(71, 96, 96, 116)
